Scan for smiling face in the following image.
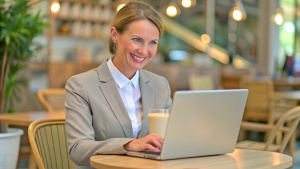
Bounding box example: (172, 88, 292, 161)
(111, 19, 159, 79)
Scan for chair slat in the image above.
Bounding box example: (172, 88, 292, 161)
(36, 129, 47, 168)
(45, 125, 58, 169)
(39, 127, 53, 169)
(51, 125, 63, 169)
(57, 124, 71, 169)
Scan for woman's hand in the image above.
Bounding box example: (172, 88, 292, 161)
(124, 133, 164, 152)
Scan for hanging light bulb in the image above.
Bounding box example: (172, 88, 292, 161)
(229, 0, 247, 21)
(273, 8, 284, 25)
(166, 3, 181, 17)
(51, 1, 60, 13)
(179, 0, 196, 8)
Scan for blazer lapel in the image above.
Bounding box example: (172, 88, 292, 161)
(138, 70, 154, 138)
(97, 62, 133, 138)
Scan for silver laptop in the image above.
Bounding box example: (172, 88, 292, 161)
(127, 89, 248, 160)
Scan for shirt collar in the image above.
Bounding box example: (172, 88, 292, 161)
(107, 58, 139, 88)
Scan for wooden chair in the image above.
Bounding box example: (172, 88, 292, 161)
(37, 88, 66, 113)
(240, 76, 298, 154)
(28, 119, 74, 169)
(241, 76, 298, 123)
(240, 76, 273, 122)
(236, 106, 300, 155)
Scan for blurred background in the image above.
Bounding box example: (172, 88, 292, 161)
(20, 0, 299, 110)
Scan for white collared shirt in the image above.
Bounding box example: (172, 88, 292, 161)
(107, 58, 143, 138)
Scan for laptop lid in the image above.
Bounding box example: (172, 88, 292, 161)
(127, 89, 248, 160)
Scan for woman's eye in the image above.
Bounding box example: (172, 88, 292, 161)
(150, 41, 158, 45)
(133, 38, 141, 43)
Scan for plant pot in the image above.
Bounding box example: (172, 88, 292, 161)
(0, 128, 24, 169)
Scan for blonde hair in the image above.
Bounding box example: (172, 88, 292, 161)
(109, 1, 163, 55)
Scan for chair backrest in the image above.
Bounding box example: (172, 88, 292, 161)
(240, 76, 274, 122)
(265, 106, 300, 153)
(37, 88, 66, 113)
(28, 119, 73, 169)
(241, 76, 273, 112)
(188, 74, 215, 90)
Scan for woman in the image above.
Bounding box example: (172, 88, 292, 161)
(65, 2, 172, 168)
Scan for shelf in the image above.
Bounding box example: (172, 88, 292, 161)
(48, 0, 114, 63)
(29, 62, 48, 71)
(56, 16, 109, 24)
(55, 33, 106, 40)
(58, 0, 114, 7)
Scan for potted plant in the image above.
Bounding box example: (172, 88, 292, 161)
(0, 0, 47, 168)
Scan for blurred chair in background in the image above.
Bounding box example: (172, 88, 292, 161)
(236, 106, 300, 156)
(240, 75, 299, 155)
(240, 76, 273, 122)
(188, 74, 215, 90)
(241, 75, 298, 123)
(28, 119, 74, 169)
(37, 88, 66, 113)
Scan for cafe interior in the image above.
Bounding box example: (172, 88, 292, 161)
(1, 0, 300, 168)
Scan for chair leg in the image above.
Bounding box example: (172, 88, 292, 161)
(276, 132, 282, 144)
(28, 152, 37, 169)
(288, 132, 296, 156)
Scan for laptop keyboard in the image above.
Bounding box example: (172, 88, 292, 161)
(142, 150, 161, 156)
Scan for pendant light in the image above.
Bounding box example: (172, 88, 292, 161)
(51, 0, 60, 14)
(273, 8, 284, 25)
(178, 0, 196, 8)
(229, 0, 247, 22)
(166, 2, 181, 17)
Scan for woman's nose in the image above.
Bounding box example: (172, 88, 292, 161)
(138, 45, 148, 56)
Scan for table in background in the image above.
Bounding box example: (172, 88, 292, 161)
(273, 77, 300, 91)
(274, 90, 300, 102)
(90, 149, 293, 169)
(0, 111, 65, 126)
(0, 111, 65, 169)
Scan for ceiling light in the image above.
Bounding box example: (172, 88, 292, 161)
(166, 3, 181, 17)
(273, 8, 283, 25)
(179, 0, 196, 8)
(51, 1, 60, 13)
(229, 0, 247, 21)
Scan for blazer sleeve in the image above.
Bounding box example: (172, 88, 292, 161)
(65, 75, 134, 166)
(163, 76, 172, 110)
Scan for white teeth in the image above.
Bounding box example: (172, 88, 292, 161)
(130, 53, 145, 61)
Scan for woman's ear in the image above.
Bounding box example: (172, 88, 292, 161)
(111, 27, 117, 43)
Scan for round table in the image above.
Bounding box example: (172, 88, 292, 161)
(90, 149, 293, 169)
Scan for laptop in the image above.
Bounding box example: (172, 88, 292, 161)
(127, 89, 249, 160)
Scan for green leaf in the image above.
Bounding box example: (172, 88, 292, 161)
(5, 35, 10, 44)
(7, 108, 16, 114)
(0, 34, 5, 41)
(20, 29, 30, 34)
(0, 22, 6, 27)
(17, 35, 27, 43)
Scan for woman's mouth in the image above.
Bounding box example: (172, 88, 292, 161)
(130, 53, 146, 62)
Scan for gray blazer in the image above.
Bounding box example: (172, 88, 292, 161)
(65, 61, 172, 169)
